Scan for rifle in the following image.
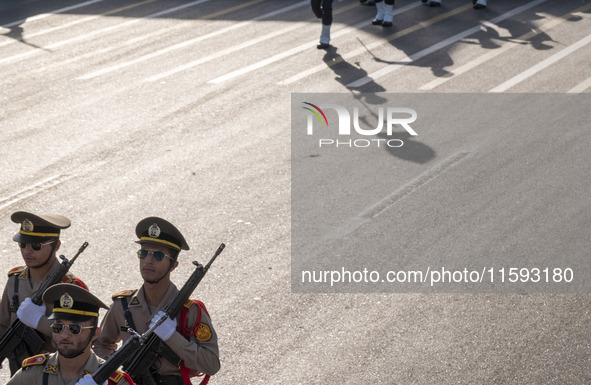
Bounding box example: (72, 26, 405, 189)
(123, 243, 225, 384)
(0, 242, 88, 370)
(92, 314, 168, 385)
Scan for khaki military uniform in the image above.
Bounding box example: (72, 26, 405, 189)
(0, 259, 87, 365)
(7, 351, 133, 385)
(94, 282, 220, 379)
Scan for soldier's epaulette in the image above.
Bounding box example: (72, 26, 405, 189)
(109, 370, 125, 383)
(8, 266, 25, 277)
(21, 353, 48, 369)
(112, 289, 137, 300)
(183, 299, 196, 309)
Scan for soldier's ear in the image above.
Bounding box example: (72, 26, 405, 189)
(92, 326, 100, 342)
(170, 260, 179, 272)
(55, 240, 61, 252)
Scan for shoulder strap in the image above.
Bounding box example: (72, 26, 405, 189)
(22, 353, 48, 368)
(11, 275, 19, 313)
(8, 266, 25, 277)
(9, 267, 25, 312)
(120, 297, 137, 332)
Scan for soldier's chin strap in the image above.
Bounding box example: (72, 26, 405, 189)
(30, 239, 59, 270)
(145, 259, 177, 285)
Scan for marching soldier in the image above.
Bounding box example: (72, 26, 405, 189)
(7, 283, 134, 385)
(311, 0, 334, 49)
(94, 217, 220, 385)
(372, 0, 395, 27)
(0, 211, 88, 375)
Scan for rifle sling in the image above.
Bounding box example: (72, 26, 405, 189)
(11, 276, 19, 312)
(121, 297, 137, 332)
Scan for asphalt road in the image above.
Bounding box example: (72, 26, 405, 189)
(1, 0, 590, 384)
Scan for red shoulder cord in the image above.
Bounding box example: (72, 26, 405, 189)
(107, 372, 136, 385)
(62, 276, 89, 290)
(177, 300, 211, 385)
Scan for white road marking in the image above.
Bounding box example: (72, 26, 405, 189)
(78, 1, 309, 80)
(328, 151, 471, 240)
(207, 2, 394, 85)
(0, 0, 155, 50)
(347, 0, 547, 88)
(420, 5, 591, 90)
(278, 1, 426, 86)
(0, 0, 212, 66)
(567, 75, 591, 93)
(0, 0, 104, 29)
(490, 32, 591, 93)
(0, 174, 75, 212)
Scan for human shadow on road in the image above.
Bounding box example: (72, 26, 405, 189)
(377, 130, 436, 164)
(321, 48, 437, 163)
(1, 16, 50, 51)
(347, 1, 590, 89)
(322, 46, 389, 105)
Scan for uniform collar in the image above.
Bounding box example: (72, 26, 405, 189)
(43, 351, 102, 376)
(135, 282, 179, 309)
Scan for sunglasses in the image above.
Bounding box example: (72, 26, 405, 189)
(51, 322, 94, 335)
(137, 249, 171, 262)
(18, 240, 55, 251)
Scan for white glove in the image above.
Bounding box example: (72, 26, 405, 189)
(149, 310, 176, 341)
(17, 297, 46, 329)
(75, 374, 106, 385)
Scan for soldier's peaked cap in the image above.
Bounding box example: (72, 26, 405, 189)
(43, 283, 108, 322)
(135, 217, 189, 252)
(11, 211, 71, 243)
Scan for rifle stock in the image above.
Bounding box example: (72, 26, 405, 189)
(122, 243, 225, 381)
(0, 242, 88, 368)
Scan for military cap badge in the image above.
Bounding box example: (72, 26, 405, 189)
(148, 223, 161, 238)
(22, 219, 34, 232)
(60, 293, 74, 309)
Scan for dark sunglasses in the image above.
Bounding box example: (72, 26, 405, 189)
(18, 240, 54, 251)
(137, 249, 171, 262)
(51, 322, 94, 335)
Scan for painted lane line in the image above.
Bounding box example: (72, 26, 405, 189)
(490, 32, 591, 93)
(567, 75, 591, 93)
(144, 1, 309, 82)
(0, 0, 213, 67)
(22, 0, 266, 77)
(0, 0, 104, 29)
(0, 174, 75, 212)
(420, 4, 591, 90)
(279, 2, 460, 86)
(328, 151, 471, 240)
(79, 0, 307, 80)
(347, 0, 548, 88)
(207, 2, 369, 85)
(0, 0, 156, 50)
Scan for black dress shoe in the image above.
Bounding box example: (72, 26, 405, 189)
(372, 19, 383, 25)
(382, 21, 392, 27)
(317, 43, 331, 49)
